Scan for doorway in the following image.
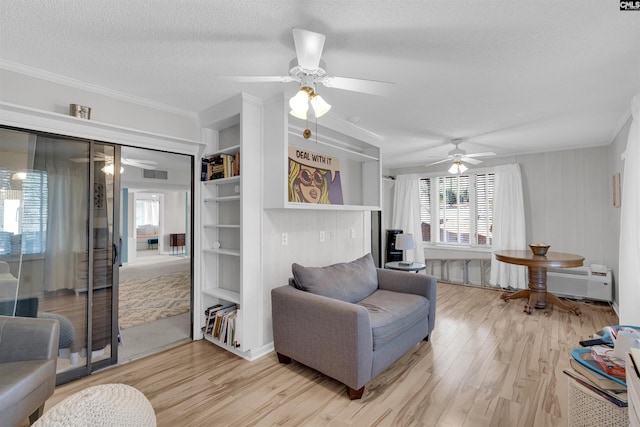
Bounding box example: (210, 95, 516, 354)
(117, 146, 192, 362)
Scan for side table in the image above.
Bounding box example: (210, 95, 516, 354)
(385, 261, 426, 273)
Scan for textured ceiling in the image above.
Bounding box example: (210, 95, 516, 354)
(1, 1, 639, 169)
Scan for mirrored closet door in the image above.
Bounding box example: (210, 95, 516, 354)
(0, 127, 120, 384)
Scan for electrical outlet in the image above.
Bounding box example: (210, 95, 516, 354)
(281, 233, 288, 245)
(319, 231, 325, 242)
(329, 231, 335, 241)
(350, 228, 356, 239)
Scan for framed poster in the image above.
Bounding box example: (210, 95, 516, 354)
(288, 146, 343, 205)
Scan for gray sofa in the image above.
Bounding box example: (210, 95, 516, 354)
(0, 316, 59, 427)
(271, 253, 436, 399)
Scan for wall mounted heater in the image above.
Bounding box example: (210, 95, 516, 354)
(546, 265, 612, 302)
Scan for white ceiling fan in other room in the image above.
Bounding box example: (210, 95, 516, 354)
(425, 139, 496, 174)
(217, 28, 394, 122)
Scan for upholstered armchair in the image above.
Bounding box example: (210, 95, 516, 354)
(0, 316, 59, 426)
(271, 253, 436, 399)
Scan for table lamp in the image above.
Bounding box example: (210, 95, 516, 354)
(395, 233, 415, 266)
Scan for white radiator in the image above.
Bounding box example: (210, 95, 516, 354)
(546, 266, 612, 302)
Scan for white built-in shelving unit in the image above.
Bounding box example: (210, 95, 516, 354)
(198, 93, 263, 360)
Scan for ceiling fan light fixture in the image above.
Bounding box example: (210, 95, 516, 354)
(310, 93, 331, 117)
(289, 108, 308, 120)
(448, 161, 468, 174)
(289, 88, 311, 119)
(102, 164, 124, 175)
(289, 86, 331, 120)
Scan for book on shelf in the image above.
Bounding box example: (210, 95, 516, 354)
(203, 303, 235, 335)
(202, 152, 240, 181)
(569, 358, 627, 391)
(206, 305, 240, 348)
(563, 368, 628, 407)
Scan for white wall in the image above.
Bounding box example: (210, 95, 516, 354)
(163, 191, 187, 248)
(0, 69, 200, 141)
(261, 209, 368, 344)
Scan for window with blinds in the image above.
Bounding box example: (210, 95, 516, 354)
(419, 172, 494, 246)
(419, 178, 431, 242)
(0, 169, 48, 255)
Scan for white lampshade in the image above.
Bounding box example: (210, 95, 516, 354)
(395, 233, 416, 250)
(448, 161, 468, 174)
(289, 89, 310, 119)
(310, 94, 331, 117)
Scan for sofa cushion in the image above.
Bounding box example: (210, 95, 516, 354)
(291, 253, 378, 303)
(0, 360, 55, 412)
(358, 289, 430, 350)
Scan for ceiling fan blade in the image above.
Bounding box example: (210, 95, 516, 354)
(320, 75, 394, 96)
(69, 157, 107, 163)
(461, 157, 483, 165)
(123, 158, 157, 164)
(127, 161, 156, 169)
(465, 151, 496, 158)
(215, 75, 295, 83)
(122, 158, 157, 169)
(292, 28, 326, 71)
(425, 158, 451, 167)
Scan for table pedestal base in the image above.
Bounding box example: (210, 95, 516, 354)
(500, 289, 582, 315)
(500, 266, 582, 315)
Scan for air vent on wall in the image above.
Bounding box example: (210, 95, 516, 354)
(143, 169, 168, 180)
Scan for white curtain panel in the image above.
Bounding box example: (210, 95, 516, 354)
(619, 94, 640, 326)
(392, 174, 424, 263)
(45, 168, 88, 291)
(490, 164, 527, 289)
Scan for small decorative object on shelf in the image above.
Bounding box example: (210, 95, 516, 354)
(69, 104, 91, 120)
(529, 243, 550, 256)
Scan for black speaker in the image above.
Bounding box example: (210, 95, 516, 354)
(386, 229, 403, 263)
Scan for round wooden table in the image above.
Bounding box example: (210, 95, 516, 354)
(494, 250, 585, 315)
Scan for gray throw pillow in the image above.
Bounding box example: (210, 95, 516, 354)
(291, 253, 378, 303)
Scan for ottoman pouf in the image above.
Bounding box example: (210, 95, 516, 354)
(38, 312, 75, 349)
(33, 383, 156, 427)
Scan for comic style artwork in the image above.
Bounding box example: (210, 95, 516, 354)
(287, 146, 343, 205)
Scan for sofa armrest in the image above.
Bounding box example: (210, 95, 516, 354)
(376, 269, 437, 336)
(0, 316, 59, 363)
(271, 285, 373, 390)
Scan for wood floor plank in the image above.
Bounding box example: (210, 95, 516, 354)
(24, 282, 619, 427)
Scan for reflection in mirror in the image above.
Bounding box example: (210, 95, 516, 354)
(2, 128, 123, 383)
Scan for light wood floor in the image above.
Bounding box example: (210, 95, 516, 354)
(32, 283, 618, 427)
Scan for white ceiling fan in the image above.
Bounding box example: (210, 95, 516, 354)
(425, 139, 496, 173)
(70, 152, 158, 170)
(217, 28, 394, 119)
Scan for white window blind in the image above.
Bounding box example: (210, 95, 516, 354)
(0, 169, 48, 255)
(475, 173, 494, 245)
(419, 172, 494, 246)
(418, 177, 431, 242)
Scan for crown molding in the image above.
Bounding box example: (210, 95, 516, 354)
(608, 108, 632, 146)
(0, 101, 204, 155)
(0, 59, 199, 119)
